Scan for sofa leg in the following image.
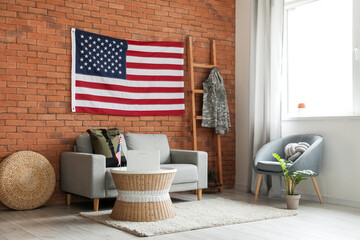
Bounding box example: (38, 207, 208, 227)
(254, 174, 263, 202)
(66, 193, 71, 205)
(93, 198, 99, 211)
(197, 189, 202, 201)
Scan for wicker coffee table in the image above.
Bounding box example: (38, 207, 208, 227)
(110, 167, 177, 222)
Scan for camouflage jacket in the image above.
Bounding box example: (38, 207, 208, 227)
(201, 67, 231, 134)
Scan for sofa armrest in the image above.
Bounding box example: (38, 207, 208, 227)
(61, 152, 106, 199)
(170, 149, 208, 189)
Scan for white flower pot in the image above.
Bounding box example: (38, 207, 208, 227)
(286, 194, 301, 209)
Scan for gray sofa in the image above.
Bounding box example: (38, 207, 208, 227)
(61, 133, 208, 211)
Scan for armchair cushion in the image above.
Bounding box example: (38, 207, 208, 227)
(257, 161, 288, 173)
(125, 133, 171, 164)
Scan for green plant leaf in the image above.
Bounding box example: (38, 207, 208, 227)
(272, 153, 281, 161)
(272, 153, 316, 192)
(273, 153, 287, 171)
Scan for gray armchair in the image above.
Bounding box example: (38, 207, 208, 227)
(253, 134, 324, 203)
(61, 133, 208, 211)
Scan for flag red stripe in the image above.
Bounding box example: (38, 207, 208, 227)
(127, 50, 183, 59)
(128, 41, 184, 48)
(76, 93, 185, 105)
(127, 62, 183, 70)
(126, 75, 183, 81)
(76, 106, 185, 116)
(76, 80, 184, 93)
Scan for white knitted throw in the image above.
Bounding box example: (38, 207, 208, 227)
(284, 142, 310, 161)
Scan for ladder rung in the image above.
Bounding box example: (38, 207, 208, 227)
(193, 89, 203, 93)
(193, 63, 216, 69)
(195, 116, 203, 120)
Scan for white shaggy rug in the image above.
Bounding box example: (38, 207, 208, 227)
(80, 198, 297, 237)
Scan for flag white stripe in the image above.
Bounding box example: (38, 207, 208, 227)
(127, 44, 184, 54)
(126, 56, 184, 65)
(75, 87, 184, 99)
(76, 100, 185, 111)
(127, 68, 184, 76)
(75, 74, 184, 88)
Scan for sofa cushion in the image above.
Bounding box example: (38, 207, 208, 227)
(76, 135, 93, 153)
(161, 164, 198, 184)
(125, 133, 171, 164)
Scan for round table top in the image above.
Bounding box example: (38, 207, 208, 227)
(110, 167, 177, 175)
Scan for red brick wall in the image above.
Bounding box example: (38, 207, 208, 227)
(0, 0, 235, 208)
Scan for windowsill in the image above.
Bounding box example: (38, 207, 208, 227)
(282, 115, 360, 121)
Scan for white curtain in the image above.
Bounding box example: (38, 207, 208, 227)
(249, 0, 284, 197)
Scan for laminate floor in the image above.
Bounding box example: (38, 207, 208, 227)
(0, 189, 359, 240)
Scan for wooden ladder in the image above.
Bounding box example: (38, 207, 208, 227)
(187, 36, 223, 192)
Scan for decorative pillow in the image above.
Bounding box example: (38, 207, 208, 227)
(284, 142, 310, 161)
(87, 129, 126, 167)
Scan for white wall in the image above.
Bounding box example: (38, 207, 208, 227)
(234, 0, 360, 207)
(282, 118, 360, 207)
(235, 0, 252, 191)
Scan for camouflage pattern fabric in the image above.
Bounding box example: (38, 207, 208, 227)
(201, 67, 231, 134)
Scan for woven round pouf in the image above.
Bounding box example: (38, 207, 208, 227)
(0, 151, 56, 210)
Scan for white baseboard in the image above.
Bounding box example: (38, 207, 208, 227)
(232, 184, 360, 208)
(300, 192, 360, 209)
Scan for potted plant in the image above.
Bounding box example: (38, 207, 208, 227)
(272, 153, 315, 209)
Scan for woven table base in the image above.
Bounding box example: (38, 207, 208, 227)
(110, 168, 176, 222)
(111, 199, 175, 222)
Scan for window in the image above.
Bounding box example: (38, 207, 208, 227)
(283, 0, 360, 117)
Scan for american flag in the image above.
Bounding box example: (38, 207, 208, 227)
(115, 136, 121, 166)
(71, 28, 185, 116)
